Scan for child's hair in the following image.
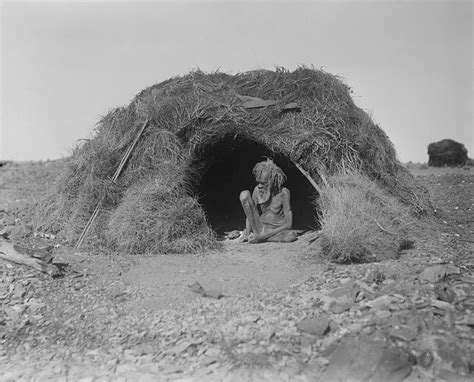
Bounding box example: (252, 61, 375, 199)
(253, 158, 287, 192)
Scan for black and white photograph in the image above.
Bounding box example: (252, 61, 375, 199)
(0, 0, 473, 380)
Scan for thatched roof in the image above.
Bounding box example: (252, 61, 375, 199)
(37, 67, 431, 254)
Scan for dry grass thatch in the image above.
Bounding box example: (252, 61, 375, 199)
(317, 172, 416, 263)
(35, 66, 431, 254)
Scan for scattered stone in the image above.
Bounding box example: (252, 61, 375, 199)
(188, 282, 223, 299)
(431, 300, 455, 311)
(434, 282, 456, 303)
(420, 264, 460, 283)
(323, 281, 359, 313)
(13, 284, 26, 299)
(204, 289, 224, 299)
(417, 350, 433, 368)
(389, 327, 417, 342)
(188, 282, 205, 295)
(455, 316, 474, 326)
(3, 306, 20, 322)
(371, 347, 413, 382)
(375, 310, 391, 319)
(437, 369, 473, 381)
(296, 316, 330, 336)
(242, 314, 260, 323)
(435, 338, 470, 374)
(357, 281, 376, 294)
(25, 299, 46, 313)
(330, 302, 353, 314)
(115, 363, 137, 374)
(327, 281, 359, 302)
(321, 336, 386, 381)
(366, 295, 393, 310)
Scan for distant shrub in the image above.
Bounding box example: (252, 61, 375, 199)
(419, 163, 429, 170)
(318, 172, 415, 263)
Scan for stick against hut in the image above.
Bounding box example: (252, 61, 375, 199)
(293, 162, 323, 195)
(75, 119, 149, 249)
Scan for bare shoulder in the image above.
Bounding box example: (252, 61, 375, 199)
(275, 188, 290, 202)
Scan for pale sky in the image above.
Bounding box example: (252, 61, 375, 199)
(1, 0, 472, 162)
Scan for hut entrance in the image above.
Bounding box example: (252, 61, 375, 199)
(189, 136, 318, 236)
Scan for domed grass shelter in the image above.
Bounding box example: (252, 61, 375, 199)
(37, 67, 430, 254)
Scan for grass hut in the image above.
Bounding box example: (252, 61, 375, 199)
(37, 67, 430, 255)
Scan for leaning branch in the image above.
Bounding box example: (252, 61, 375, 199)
(293, 162, 323, 195)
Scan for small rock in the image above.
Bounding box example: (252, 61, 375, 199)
(25, 299, 45, 313)
(313, 356, 330, 368)
(375, 310, 391, 319)
(169, 340, 195, 355)
(242, 314, 260, 323)
(13, 285, 26, 299)
(322, 281, 359, 312)
(420, 264, 460, 283)
(361, 325, 376, 335)
(434, 282, 456, 303)
(327, 281, 359, 301)
(204, 289, 224, 299)
(366, 295, 393, 310)
(330, 302, 352, 314)
(3, 305, 21, 322)
(431, 300, 455, 311)
(321, 336, 385, 381)
(161, 365, 183, 376)
(115, 363, 137, 374)
(371, 347, 413, 382)
(187, 282, 223, 299)
(437, 369, 472, 381)
(417, 350, 433, 368)
(329, 321, 339, 332)
(0, 285, 9, 298)
(435, 338, 469, 374)
(455, 315, 474, 326)
(297, 316, 330, 336)
(389, 327, 417, 342)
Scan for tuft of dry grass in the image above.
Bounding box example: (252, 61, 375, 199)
(318, 172, 415, 263)
(105, 175, 218, 254)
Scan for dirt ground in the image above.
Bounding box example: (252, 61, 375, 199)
(0, 161, 473, 381)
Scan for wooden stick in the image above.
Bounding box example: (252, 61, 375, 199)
(293, 162, 323, 195)
(75, 119, 149, 249)
(0, 240, 59, 276)
(318, 170, 329, 188)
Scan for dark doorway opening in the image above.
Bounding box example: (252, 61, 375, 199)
(189, 136, 318, 236)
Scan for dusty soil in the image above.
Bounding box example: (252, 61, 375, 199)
(0, 161, 473, 381)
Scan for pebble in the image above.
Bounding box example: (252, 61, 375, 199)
(296, 316, 330, 336)
(366, 295, 392, 310)
(417, 350, 433, 368)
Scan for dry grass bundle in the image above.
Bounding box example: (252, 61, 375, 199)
(318, 172, 415, 263)
(35, 66, 431, 254)
(106, 175, 217, 254)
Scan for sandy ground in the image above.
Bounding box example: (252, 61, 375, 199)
(0, 161, 473, 381)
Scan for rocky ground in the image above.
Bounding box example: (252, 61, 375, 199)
(0, 161, 473, 381)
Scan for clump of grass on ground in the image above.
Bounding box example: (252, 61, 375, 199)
(318, 172, 415, 263)
(105, 175, 217, 254)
